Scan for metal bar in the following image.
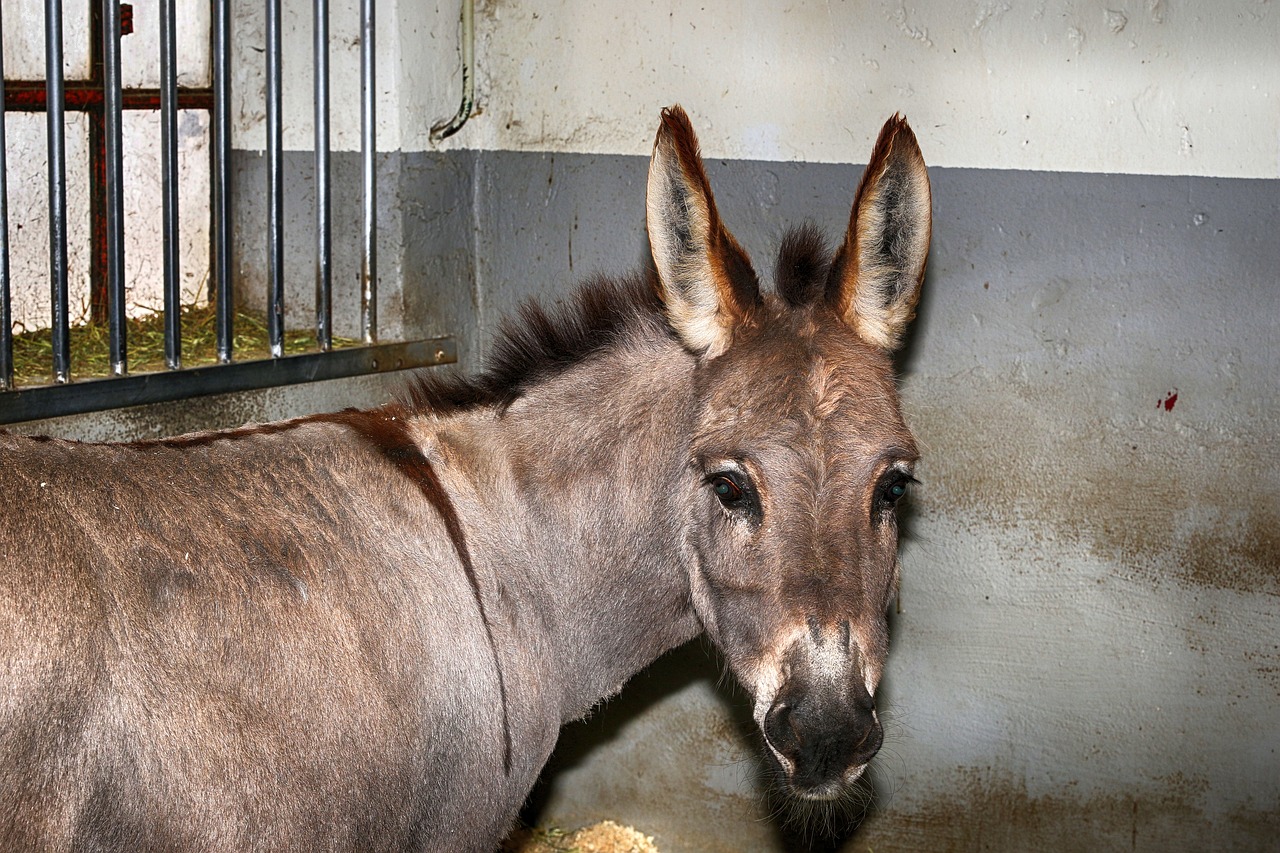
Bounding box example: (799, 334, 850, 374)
(46, 0, 71, 383)
(314, 0, 332, 352)
(265, 0, 284, 358)
(211, 0, 233, 362)
(103, 0, 127, 375)
(430, 0, 475, 142)
(4, 83, 215, 112)
(360, 0, 376, 344)
(0, 11, 12, 391)
(160, 0, 181, 368)
(0, 338, 458, 424)
(87, 0, 107, 325)
(88, 109, 108, 324)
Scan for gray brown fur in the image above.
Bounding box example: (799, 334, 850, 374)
(0, 106, 931, 851)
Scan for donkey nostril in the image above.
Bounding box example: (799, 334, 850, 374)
(855, 712, 875, 747)
(764, 701, 800, 755)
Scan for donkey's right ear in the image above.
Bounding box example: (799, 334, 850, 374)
(647, 106, 761, 358)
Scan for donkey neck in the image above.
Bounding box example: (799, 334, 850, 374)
(423, 331, 704, 721)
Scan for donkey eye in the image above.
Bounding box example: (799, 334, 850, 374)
(706, 470, 760, 516)
(710, 475, 744, 504)
(878, 475, 915, 509)
(703, 467, 761, 522)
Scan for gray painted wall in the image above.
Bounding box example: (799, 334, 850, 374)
(230, 150, 479, 361)
(11, 150, 1278, 851)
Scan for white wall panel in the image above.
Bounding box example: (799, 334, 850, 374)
(2, 0, 92, 80)
(457, 0, 1280, 178)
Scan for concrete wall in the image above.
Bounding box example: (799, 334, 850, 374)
(468, 151, 1280, 851)
(8, 0, 1278, 850)
(463, 0, 1280, 178)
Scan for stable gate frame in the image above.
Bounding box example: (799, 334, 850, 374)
(0, 0, 458, 425)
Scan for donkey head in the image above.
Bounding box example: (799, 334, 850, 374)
(647, 107, 930, 801)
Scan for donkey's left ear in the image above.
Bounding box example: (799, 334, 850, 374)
(647, 106, 761, 358)
(826, 115, 932, 351)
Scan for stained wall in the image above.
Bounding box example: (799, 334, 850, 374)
(468, 149, 1280, 852)
(463, 2, 1280, 849)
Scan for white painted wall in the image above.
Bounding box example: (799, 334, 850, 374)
(2, 0, 92, 79)
(224, 0, 1280, 180)
(3, 114, 92, 331)
(3, 0, 214, 333)
(453, 0, 1279, 178)
(230, 0, 466, 151)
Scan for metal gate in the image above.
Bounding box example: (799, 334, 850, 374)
(0, 0, 458, 424)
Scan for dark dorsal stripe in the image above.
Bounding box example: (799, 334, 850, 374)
(336, 406, 514, 775)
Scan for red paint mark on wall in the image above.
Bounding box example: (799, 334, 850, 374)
(1158, 390, 1179, 411)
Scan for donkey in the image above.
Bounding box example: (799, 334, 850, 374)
(0, 106, 930, 851)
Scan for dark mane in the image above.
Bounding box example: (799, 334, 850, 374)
(406, 225, 835, 417)
(404, 270, 668, 416)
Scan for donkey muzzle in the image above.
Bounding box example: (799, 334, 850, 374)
(763, 685, 883, 798)
(760, 622, 883, 798)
